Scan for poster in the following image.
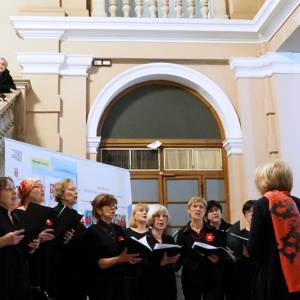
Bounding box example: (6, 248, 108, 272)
(4, 138, 132, 227)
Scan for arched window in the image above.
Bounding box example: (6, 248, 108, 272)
(97, 81, 229, 233)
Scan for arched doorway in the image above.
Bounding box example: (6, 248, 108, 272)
(86, 62, 243, 224)
(97, 80, 228, 234)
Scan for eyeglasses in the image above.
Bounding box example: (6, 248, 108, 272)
(154, 214, 168, 219)
(66, 187, 78, 192)
(32, 184, 44, 189)
(0, 185, 18, 191)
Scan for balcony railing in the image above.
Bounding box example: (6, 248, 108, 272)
(90, 0, 227, 18)
(0, 92, 20, 175)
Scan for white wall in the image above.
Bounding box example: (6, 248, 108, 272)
(272, 74, 300, 196)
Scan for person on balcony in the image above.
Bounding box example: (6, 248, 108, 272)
(0, 58, 16, 93)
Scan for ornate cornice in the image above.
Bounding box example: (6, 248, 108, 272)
(223, 138, 243, 156)
(17, 52, 93, 76)
(230, 52, 300, 78)
(10, 0, 300, 43)
(87, 136, 101, 153)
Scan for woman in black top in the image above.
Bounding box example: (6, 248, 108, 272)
(0, 177, 33, 300)
(51, 178, 85, 300)
(248, 160, 300, 300)
(141, 204, 179, 300)
(14, 178, 55, 298)
(84, 193, 141, 300)
(177, 196, 222, 300)
(0, 58, 16, 93)
(124, 202, 150, 300)
(206, 200, 232, 300)
(227, 200, 256, 300)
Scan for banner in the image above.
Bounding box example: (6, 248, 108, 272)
(4, 138, 132, 227)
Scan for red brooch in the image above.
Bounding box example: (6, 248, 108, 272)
(118, 236, 125, 241)
(205, 232, 215, 242)
(46, 219, 53, 226)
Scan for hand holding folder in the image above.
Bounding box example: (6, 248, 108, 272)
(52, 206, 83, 239)
(192, 241, 236, 261)
(153, 243, 183, 259)
(16, 202, 54, 242)
(123, 236, 153, 260)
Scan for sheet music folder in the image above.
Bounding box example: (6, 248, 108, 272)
(192, 241, 236, 261)
(52, 206, 83, 238)
(122, 236, 183, 260)
(16, 202, 53, 241)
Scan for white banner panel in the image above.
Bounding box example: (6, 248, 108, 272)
(4, 138, 132, 227)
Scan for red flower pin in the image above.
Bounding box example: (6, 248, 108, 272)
(118, 236, 125, 241)
(205, 232, 215, 242)
(46, 219, 53, 226)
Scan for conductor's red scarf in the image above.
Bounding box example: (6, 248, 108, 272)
(265, 190, 300, 293)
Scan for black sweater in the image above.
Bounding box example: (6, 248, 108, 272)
(0, 69, 16, 93)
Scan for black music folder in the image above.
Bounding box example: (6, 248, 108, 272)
(17, 202, 53, 241)
(52, 206, 83, 238)
(153, 243, 183, 258)
(192, 241, 236, 261)
(123, 236, 153, 260)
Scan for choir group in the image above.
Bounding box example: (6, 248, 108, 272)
(0, 160, 300, 300)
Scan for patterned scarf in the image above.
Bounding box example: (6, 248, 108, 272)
(265, 191, 300, 292)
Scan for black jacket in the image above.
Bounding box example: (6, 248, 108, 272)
(248, 195, 300, 300)
(0, 69, 16, 93)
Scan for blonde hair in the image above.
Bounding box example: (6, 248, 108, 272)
(129, 203, 149, 228)
(148, 204, 170, 227)
(53, 178, 74, 202)
(255, 159, 293, 195)
(187, 196, 207, 210)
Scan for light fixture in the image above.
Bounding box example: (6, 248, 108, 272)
(92, 59, 112, 67)
(147, 140, 162, 150)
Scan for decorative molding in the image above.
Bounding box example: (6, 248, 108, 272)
(230, 52, 300, 78)
(223, 138, 243, 156)
(14, 78, 32, 94)
(17, 52, 93, 76)
(87, 136, 101, 153)
(86, 62, 243, 155)
(10, 0, 300, 43)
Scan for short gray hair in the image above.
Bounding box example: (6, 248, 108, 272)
(0, 58, 8, 67)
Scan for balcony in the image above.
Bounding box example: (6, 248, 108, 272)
(0, 80, 31, 176)
(0, 92, 19, 175)
(11, 0, 297, 43)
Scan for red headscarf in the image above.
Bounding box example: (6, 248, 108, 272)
(18, 179, 39, 206)
(265, 191, 300, 292)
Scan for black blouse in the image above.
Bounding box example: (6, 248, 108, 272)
(84, 220, 127, 299)
(176, 222, 222, 292)
(0, 206, 31, 300)
(0, 69, 16, 93)
(140, 231, 177, 300)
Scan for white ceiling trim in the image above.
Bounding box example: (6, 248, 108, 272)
(17, 52, 93, 76)
(10, 0, 300, 43)
(230, 52, 300, 78)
